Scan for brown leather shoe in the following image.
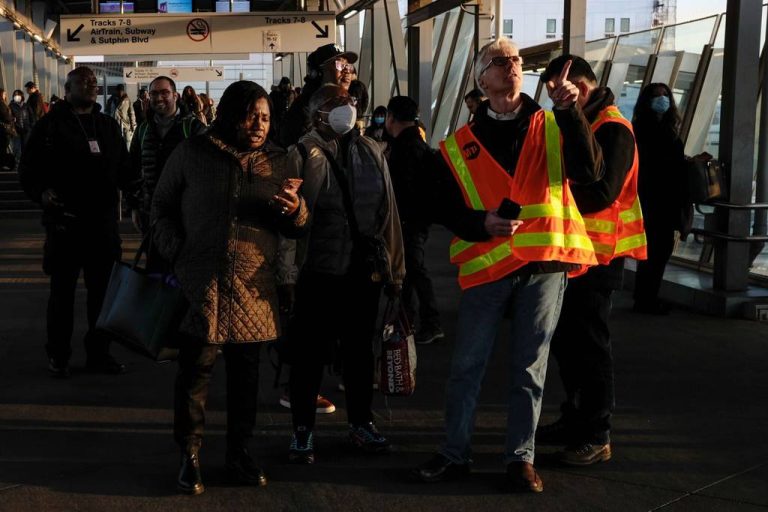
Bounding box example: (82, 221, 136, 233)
(506, 461, 543, 493)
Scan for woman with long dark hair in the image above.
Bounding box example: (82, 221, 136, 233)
(632, 83, 688, 314)
(152, 80, 308, 495)
(181, 85, 206, 125)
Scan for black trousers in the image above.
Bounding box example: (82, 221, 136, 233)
(633, 223, 675, 306)
(44, 224, 121, 363)
(550, 277, 614, 444)
(401, 224, 441, 330)
(288, 268, 382, 431)
(174, 342, 262, 452)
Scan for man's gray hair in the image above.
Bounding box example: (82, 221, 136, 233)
(474, 37, 519, 93)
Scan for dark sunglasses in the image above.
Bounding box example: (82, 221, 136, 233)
(479, 55, 523, 75)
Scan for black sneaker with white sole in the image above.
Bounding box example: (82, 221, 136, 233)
(415, 326, 445, 345)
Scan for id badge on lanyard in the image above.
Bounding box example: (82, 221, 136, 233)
(88, 139, 101, 155)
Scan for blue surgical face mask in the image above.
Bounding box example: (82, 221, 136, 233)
(650, 95, 670, 114)
(373, 116, 385, 125)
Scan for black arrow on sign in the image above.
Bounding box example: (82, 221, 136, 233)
(125, 71, 133, 78)
(67, 24, 84, 42)
(311, 21, 329, 38)
(215, 69, 222, 77)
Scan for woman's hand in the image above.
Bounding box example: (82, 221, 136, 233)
(272, 178, 303, 216)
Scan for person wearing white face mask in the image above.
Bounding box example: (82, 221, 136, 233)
(9, 90, 30, 156)
(279, 84, 405, 465)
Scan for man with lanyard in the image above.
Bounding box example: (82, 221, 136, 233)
(20, 66, 139, 377)
(411, 37, 607, 493)
(535, 55, 646, 466)
(129, 75, 206, 272)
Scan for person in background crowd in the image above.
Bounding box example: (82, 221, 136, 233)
(113, 84, 137, 148)
(279, 43, 357, 148)
(269, 77, 297, 136)
(464, 88, 486, 121)
(535, 55, 646, 467)
(10, 90, 30, 156)
(104, 83, 124, 118)
(384, 96, 443, 344)
(25, 81, 46, 128)
(49, 95, 61, 107)
(281, 84, 405, 465)
(19, 66, 139, 379)
(151, 80, 308, 495)
(0, 89, 16, 170)
(348, 79, 369, 135)
(411, 37, 601, 493)
(364, 105, 387, 142)
(631, 83, 688, 315)
(181, 85, 206, 125)
(130, 75, 207, 244)
(133, 88, 149, 126)
(199, 93, 215, 125)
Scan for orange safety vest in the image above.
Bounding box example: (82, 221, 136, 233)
(575, 106, 647, 273)
(440, 110, 597, 290)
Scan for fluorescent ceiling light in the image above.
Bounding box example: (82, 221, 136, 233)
(343, 9, 358, 19)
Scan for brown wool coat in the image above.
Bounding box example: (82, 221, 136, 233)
(151, 135, 308, 344)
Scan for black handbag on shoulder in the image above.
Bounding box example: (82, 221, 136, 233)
(687, 157, 726, 203)
(95, 233, 186, 361)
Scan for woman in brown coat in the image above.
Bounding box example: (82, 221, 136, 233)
(152, 80, 308, 495)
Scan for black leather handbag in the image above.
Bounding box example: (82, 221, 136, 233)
(95, 234, 186, 361)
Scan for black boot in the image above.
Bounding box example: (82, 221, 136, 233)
(226, 447, 268, 487)
(177, 450, 204, 495)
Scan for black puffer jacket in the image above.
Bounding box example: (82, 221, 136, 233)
(129, 112, 207, 214)
(19, 100, 137, 230)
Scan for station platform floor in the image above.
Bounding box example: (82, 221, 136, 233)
(0, 217, 767, 512)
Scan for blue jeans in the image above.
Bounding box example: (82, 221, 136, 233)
(440, 271, 566, 465)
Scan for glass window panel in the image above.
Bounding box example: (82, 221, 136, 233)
(620, 18, 630, 33)
(547, 19, 556, 34)
(585, 37, 616, 84)
(431, 9, 473, 146)
(605, 18, 615, 33)
(606, 28, 662, 118)
(504, 19, 513, 36)
(431, 11, 456, 116)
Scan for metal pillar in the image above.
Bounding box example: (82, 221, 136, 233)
(18, 32, 34, 88)
(384, 0, 407, 96)
(0, 20, 17, 92)
(715, 0, 762, 291)
(371, 1, 390, 111)
(494, 0, 502, 39)
(563, 0, 587, 57)
(753, 13, 768, 245)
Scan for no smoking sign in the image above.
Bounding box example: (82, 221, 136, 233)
(186, 18, 210, 42)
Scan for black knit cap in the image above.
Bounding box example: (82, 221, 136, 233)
(386, 95, 419, 122)
(211, 80, 272, 144)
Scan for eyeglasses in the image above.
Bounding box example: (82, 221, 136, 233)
(149, 90, 173, 98)
(479, 55, 522, 76)
(334, 60, 355, 73)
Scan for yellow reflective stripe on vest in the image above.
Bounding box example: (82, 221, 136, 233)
(619, 197, 643, 224)
(592, 241, 614, 255)
(616, 232, 647, 253)
(584, 217, 616, 234)
(520, 203, 582, 221)
(512, 232, 593, 250)
(458, 241, 512, 276)
(444, 135, 485, 210)
(590, 108, 624, 128)
(544, 111, 563, 203)
(450, 238, 474, 259)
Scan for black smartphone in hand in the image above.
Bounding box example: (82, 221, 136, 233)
(497, 198, 522, 220)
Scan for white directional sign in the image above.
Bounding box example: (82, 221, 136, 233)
(123, 66, 225, 83)
(59, 12, 336, 56)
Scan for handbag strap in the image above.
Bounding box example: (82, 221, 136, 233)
(131, 220, 158, 270)
(319, 145, 362, 242)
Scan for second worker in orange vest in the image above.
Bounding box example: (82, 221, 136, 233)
(535, 56, 647, 466)
(411, 38, 614, 494)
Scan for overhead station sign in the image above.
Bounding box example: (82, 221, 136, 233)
(123, 66, 225, 83)
(59, 12, 336, 56)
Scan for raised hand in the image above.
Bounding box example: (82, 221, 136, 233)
(546, 59, 579, 109)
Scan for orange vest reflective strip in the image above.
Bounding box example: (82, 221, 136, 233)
(440, 110, 597, 289)
(580, 106, 647, 264)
